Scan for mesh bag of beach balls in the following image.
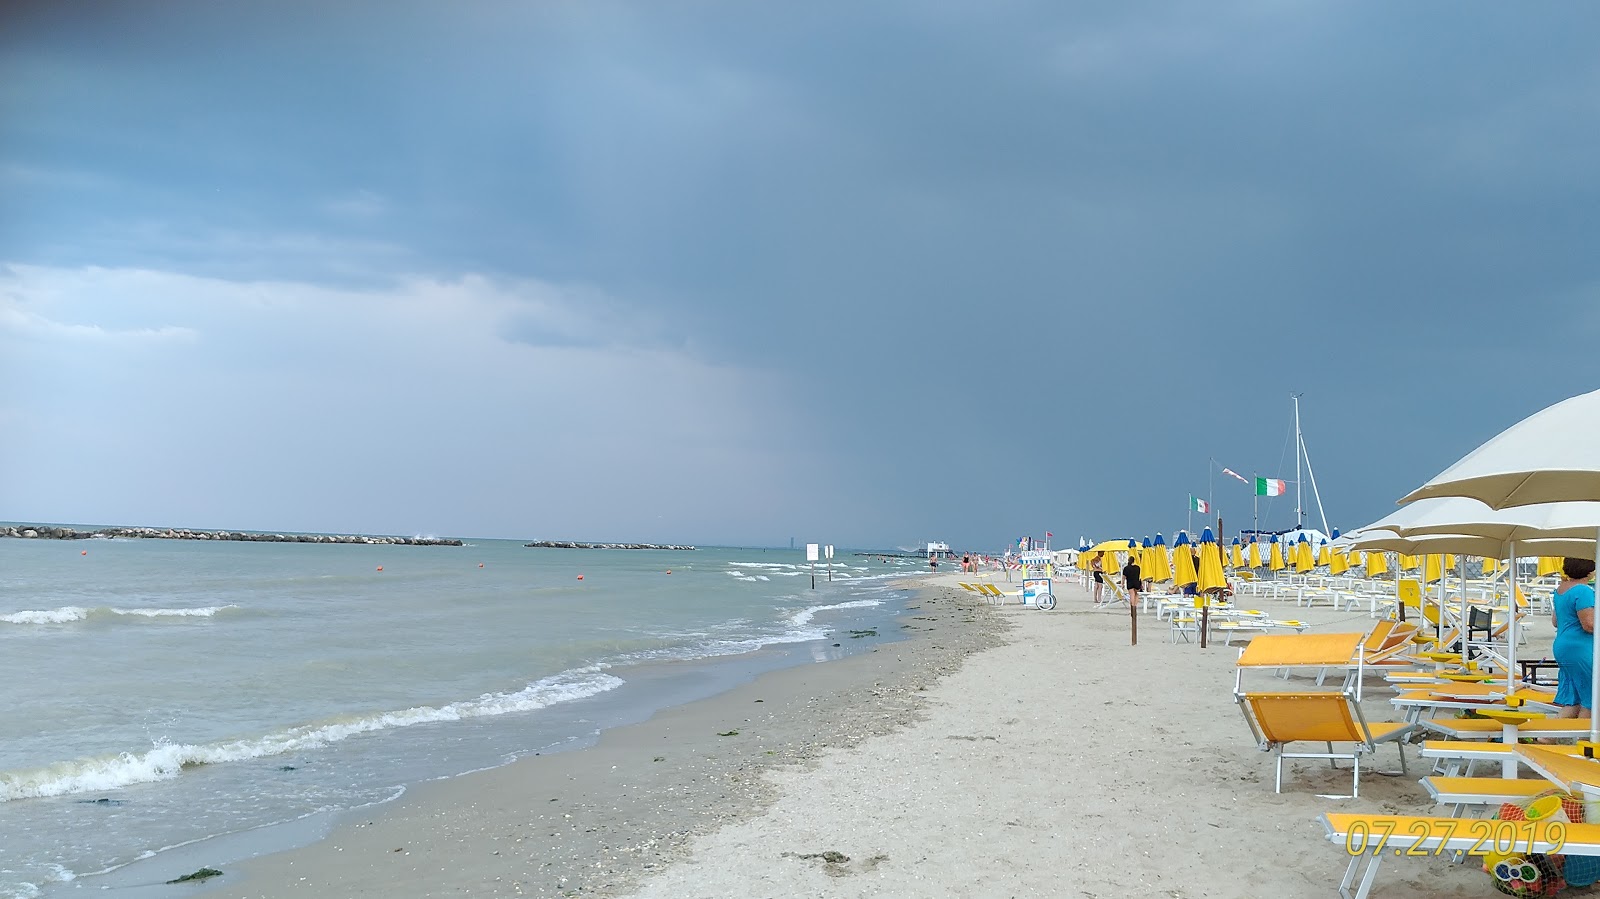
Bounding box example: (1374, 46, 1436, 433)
(1486, 792, 1600, 896)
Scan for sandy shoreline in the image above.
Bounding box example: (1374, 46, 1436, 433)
(168, 579, 1007, 898)
(120, 572, 1551, 899)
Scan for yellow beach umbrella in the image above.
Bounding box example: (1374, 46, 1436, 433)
(1248, 541, 1262, 569)
(1538, 556, 1564, 577)
(1366, 551, 1388, 577)
(1316, 543, 1330, 567)
(1329, 549, 1350, 575)
(1197, 528, 1227, 593)
(1085, 539, 1133, 555)
(1399, 554, 1420, 571)
(1268, 539, 1286, 571)
(1140, 537, 1159, 579)
(1481, 556, 1500, 575)
(1148, 534, 1173, 582)
(1172, 533, 1198, 588)
(1423, 553, 1443, 584)
(1294, 537, 1315, 573)
(1229, 541, 1243, 568)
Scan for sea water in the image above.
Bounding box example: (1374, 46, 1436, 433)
(0, 533, 924, 898)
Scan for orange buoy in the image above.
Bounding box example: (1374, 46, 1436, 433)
(576, 574, 584, 580)
(376, 566, 384, 572)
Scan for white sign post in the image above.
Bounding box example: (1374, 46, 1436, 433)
(806, 543, 819, 589)
(825, 544, 834, 582)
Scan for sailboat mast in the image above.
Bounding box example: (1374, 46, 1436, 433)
(1293, 394, 1303, 529)
(1292, 390, 1331, 531)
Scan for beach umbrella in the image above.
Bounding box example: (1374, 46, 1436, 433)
(1230, 538, 1244, 569)
(1424, 553, 1444, 584)
(1268, 538, 1285, 571)
(1395, 387, 1600, 744)
(1197, 528, 1227, 593)
(1294, 535, 1315, 573)
(1400, 388, 1600, 508)
(1365, 550, 1388, 578)
(1149, 533, 1173, 582)
(1329, 548, 1350, 576)
(1538, 556, 1565, 578)
(1247, 540, 1262, 569)
(1317, 541, 1332, 567)
(1398, 554, 1420, 571)
(1375, 496, 1600, 543)
(1140, 537, 1157, 579)
(1172, 532, 1198, 588)
(1482, 556, 1500, 575)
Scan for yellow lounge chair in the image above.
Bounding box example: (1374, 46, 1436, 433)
(1233, 633, 1413, 797)
(1323, 813, 1599, 899)
(1237, 692, 1411, 796)
(1421, 775, 1555, 816)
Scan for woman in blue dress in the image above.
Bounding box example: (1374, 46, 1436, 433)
(1552, 557, 1597, 719)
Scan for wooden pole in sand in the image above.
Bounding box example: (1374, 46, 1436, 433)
(1130, 551, 1138, 645)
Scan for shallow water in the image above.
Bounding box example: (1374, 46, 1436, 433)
(0, 533, 918, 898)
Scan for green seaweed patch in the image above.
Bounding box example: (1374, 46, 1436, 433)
(166, 868, 223, 885)
(848, 629, 878, 638)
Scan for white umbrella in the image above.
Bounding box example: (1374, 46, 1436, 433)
(1359, 497, 1600, 684)
(1398, 388, 1600, 744)
(1373, 495, 1600, 542)
(1400, 388, 1600, 507)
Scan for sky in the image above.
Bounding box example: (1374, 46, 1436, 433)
(1, 2, 1597, 549)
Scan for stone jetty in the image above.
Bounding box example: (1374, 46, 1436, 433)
(524, 541, 696, 550)
(0, 525, 461, 546)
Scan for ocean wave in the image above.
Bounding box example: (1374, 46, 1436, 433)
(0, 668, 624, 802)
(0, 605, 240, 625)
(787, 598, 883, 629)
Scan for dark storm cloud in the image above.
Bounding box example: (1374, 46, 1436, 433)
(1, 1, 1596, 546)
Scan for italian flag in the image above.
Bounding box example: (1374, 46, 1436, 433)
(1255, 477, 1286, 497)
(1191, 495, 1209, 513)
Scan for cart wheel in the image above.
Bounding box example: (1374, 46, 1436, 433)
(1037, 592, 1056, 611)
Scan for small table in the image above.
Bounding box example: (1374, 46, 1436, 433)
(1479, 709, 1546, 777)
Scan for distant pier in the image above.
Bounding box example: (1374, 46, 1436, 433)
(1, 525, 462, 546)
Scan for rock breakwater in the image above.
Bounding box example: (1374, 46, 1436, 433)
(524, 541, 696, 550)
(1, 525, 462, 546)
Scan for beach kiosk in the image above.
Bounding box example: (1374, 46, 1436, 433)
(1018, 550, 1055, 610)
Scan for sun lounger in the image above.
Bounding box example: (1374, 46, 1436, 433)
(1322, 813, 1600, 899)
(1418, 739, 1587, 777)
(1233, 633, 1413, 797)
(1236, 692, 1411, 796)
(1418, 716, 1595, 742)
(1422, 775, 1555, 816)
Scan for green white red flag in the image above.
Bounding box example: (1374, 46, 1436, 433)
(1255, 477, 1286, 497)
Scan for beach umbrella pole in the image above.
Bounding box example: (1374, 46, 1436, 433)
(1507, 541, 1517, 687)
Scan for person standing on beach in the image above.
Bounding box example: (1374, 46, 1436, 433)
(1090, 556, 1104, 605)
(1551, 557, 1596, 722)
(1122, 556, 1142, 610)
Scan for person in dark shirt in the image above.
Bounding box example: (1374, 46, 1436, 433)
(1122, 557, 1142, 609)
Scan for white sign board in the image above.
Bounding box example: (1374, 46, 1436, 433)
(806, 543, 820, 562)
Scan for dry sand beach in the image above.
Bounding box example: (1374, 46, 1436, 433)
(191, 572, 1551, 899)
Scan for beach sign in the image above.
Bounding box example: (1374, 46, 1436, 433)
(806, 543, 819, 561)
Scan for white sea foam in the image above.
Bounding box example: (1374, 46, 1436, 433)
(787, 598, 882, 629)
(0, 668, 624, 801)
(0, 605, 238, 624)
